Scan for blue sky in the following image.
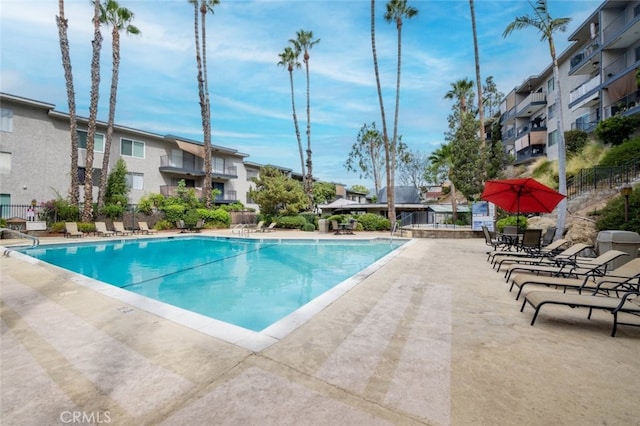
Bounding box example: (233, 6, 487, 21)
(1, 0, 601, 189)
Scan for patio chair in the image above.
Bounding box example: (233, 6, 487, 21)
(504, 249, 629, 283)
(482, 226, 507, 252)
(516, 229, 543, 253)
(521, 289, 640, 337)
(541, 227, 557, 246)
(510, 257, 640, 300)
(137, 221, 157, 235)
(251, 221, 265, 232)
(494, 242, 590, 273)
(192, 219, 204, 233)
(488, 238, 568, 265)
(113, 221, 132, 236)
(332, 220, 344, 235)
(64, 222, 84, 238)
(176, 220, 186, 233)
(95, 221, 115, 237)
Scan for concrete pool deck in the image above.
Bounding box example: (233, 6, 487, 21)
(1, 229, 639, 425)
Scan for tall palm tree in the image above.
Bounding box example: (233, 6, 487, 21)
(97, 0, 140, 209)
(371, 0, 392, 226)
(503, 0, 571, 239)
(469, 0, 485, 148)
(444, 78, 474, 114)
(277, 46, 305, 182)
(56, 0, 80, 206)
(190, 0, 219, 208)
(383, 0, 418, 229)
(290, 29, 320, 207)
(82, 0, 104, 222)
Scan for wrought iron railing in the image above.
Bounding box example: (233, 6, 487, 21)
(566, 157, 640, 199)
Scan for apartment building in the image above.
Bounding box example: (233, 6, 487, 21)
(0, 92, 296, 210)
(500, 0, 640, 165)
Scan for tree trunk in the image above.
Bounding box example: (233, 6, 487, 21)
(550, 38, 567, 239)
(289, 69, 305, 181)
(201, 5, 213, 208)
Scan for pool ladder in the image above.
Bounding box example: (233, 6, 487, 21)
(0, 227, 39, 247)
(231, 224, 250, 237)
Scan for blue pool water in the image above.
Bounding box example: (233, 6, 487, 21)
(20, 237, 406, 331)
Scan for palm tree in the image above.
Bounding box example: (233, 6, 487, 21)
(444, 78, 474, 114)
(56, 0, 80, 206)
(383, 0, 418, 229)
(190, 0, 219, 208)
(469, 0, 485, 148)
(277, 46, 305, 182)
(289, 29, 320, 207)
(428, 143, 458, 222)
(503, 0, 571, 238)
(371, 0, 392, 227)
(97, 0, 140, 209)
(82, 0, 104, 222)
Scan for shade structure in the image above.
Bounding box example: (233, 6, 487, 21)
(481, 178, 566, 215)
(322, 198, 360, 209)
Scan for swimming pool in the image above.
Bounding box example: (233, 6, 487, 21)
(19, 236, 407, 333)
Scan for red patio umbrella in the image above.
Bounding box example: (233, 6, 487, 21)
(481, 178, 566, 217)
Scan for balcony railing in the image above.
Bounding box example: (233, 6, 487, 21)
(604, 91, 639, 119)
(603, 56, 627, 81)
(569, 40, 600, 72)
(515, 92, 547, 116)
(211, 166, 238, 177)
(569, 75, 600, 103)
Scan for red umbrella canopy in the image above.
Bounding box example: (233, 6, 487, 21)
(481, 178, 566, 214)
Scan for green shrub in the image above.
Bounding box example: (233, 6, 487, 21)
(41, 198, 79, 222)
(50, 222, 65, 233)
(595, 186, 640, 233)
(100, 203, 125, 220)
(161, 204, 185, 224)
(300, 212, 318, 226)
(594, 115, 640, 146)
(0, 218, 6, 228)
(136, 193, 164, 215)
(598, 138, 640, 166)
(496, 215, 527, 232)
(564, 129, 588, 156)
(196, 208, 231, 228)
(278, 215, 306, 229)
(154, 220, 173, 230)
(183, 209, 200, 227)
(78, 222, 95, 233)
(302, 222, 316, 232)
(354, 213, 391, 231)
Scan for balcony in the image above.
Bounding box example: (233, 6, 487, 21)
(568, 41, 600, 75)
(160, 185, 203, 198)
(211, 166, 238, 179)
(603, 11, 640, 49)
(569, 75, 600, 105)
(514, 92, 547, 118)
(514, 145, 546, 165)
(605, 91, 640, 119)
(215, 190, 238, 203)
(159, 155, 205, 177)
(603, 56, 627, 82)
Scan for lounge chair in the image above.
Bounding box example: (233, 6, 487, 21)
(541, 226, 557, 246)
(113, 221, 132, 236)
(515, 229, 542, 253)
(137, 221, 157, 235)
(192, 219, 204, 233)
(263, 222, 277, 232)
(176, 220, 186, 233)
(64, 222, 84, 238)
(510, 257, 640, 300)
(488, 238, 568, 264)
(504, 249, 629, 283)
(521, 289, 640, 337)
(495, 242, 591, 273)
(251, 221, 265, 232)
(95, 221, 115, 237)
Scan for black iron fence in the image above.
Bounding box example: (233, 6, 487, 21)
(566, 157, 640, 199)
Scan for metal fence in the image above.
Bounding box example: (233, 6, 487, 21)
(566, 157, 640, 199)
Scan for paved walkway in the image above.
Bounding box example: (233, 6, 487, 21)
(1, 230, 639, 425)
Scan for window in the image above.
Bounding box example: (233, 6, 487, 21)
(246, 191, 254, 204)
(0, 152, 11, 174)
(77, 130, 105, 153)
(0, 109, 13, 132)
(121, 138, 144, 158)
(78, 167, 101, 185)
(548, 103, 556, 119)
(125, 172, 144, 190)
(548, 130, 558, 147)
(212, 156, 225, 173)
(636, 46, 640, 62)
(547, 78, 554, 93)
(247, 170, 259, 181)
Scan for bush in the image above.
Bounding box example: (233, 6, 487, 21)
(196, 208, 231, 228)
(161, 204, 185, 224)
(351, 213, 390, 231)
(496, 215, 528, 232)
(40, 198, 79, 222)
(564, 129, 588, 156)
(595, 186, 640, 233)
(302, 222, 316, 232)
(100, 203, 125, 220)
(300, 212, 318, 226)
(183, 209, 200, 227)
(594, 115, 640, 146)
(278, 215, 306, 229)
(50, 222, 65, 233)
(154, 220, 173, 230)
(78, 222, 95, 233)
(598, 138, 640, 166)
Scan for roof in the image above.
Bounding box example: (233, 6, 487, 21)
(426, 204, 470, 213)
(377, 186, 421, 204)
